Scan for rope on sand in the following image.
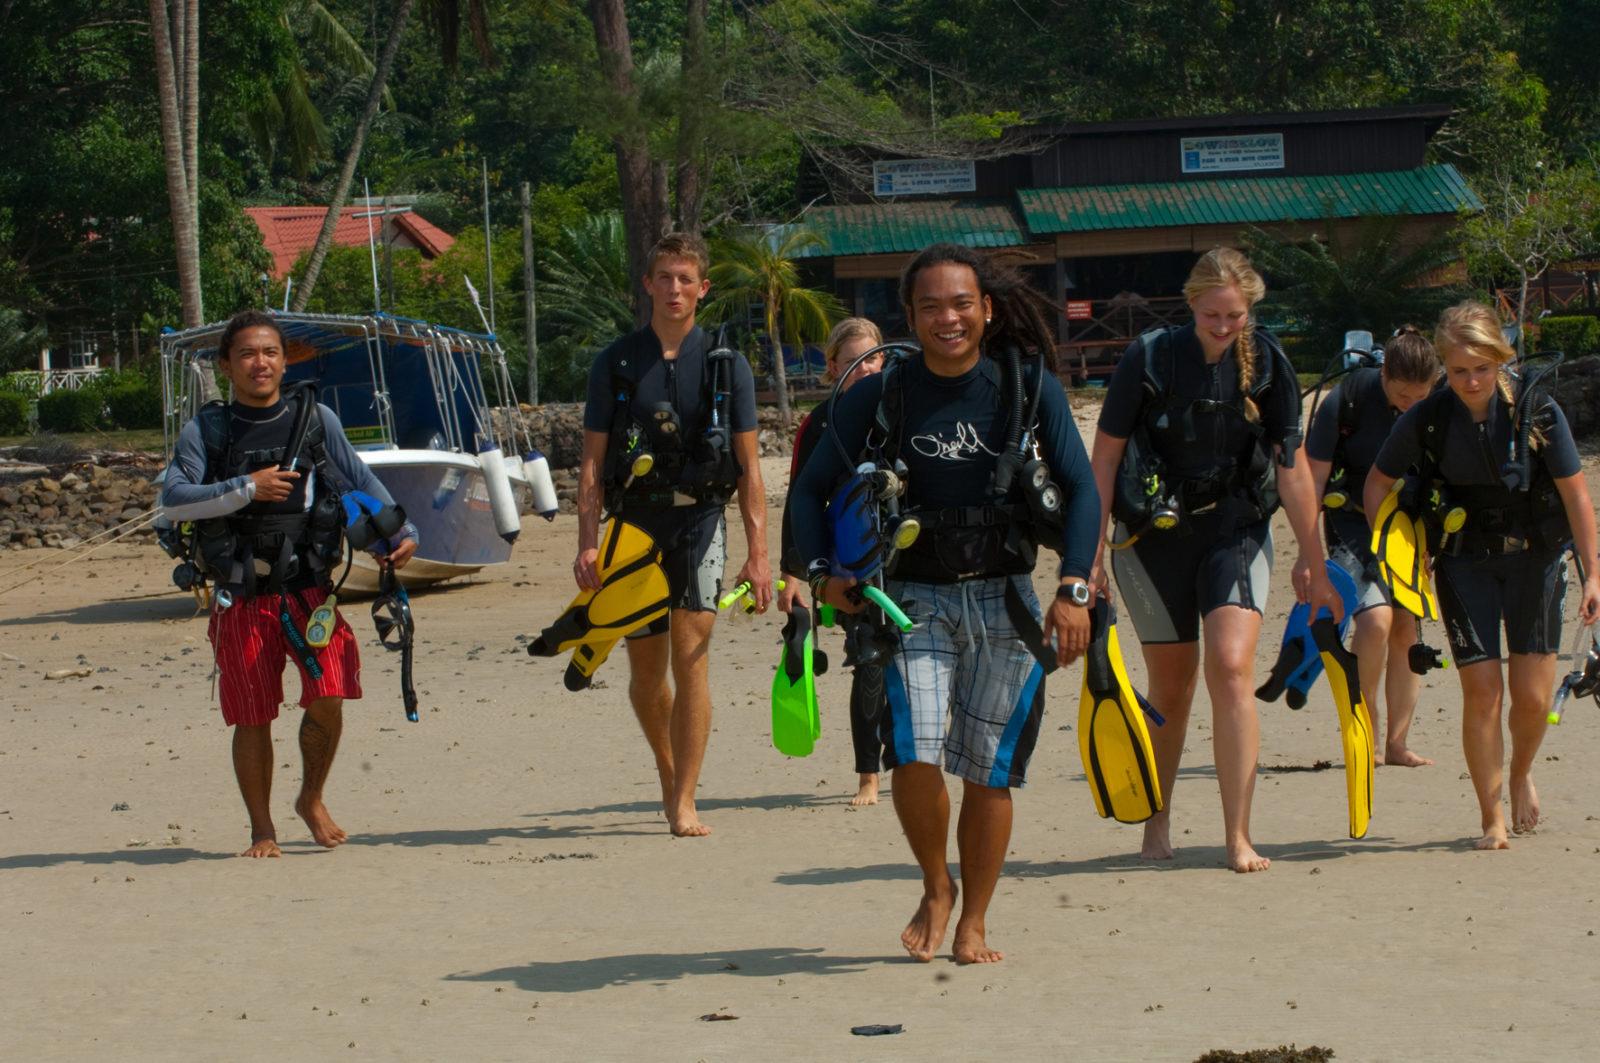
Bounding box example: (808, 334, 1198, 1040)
(0, 507, 160, 598)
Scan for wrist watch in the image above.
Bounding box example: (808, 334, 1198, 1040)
(1056, 580, 1091, 607)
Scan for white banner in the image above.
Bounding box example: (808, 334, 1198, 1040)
(1180, 133, 1285, 174)
(873, 158, 977, 196)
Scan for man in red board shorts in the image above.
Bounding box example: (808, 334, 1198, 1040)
(160, 311, 417, 857)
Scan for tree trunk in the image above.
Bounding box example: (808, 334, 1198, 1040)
(181, 0, 199, 252)
(767, 286, 791, 428)
(291, 0, 417, 312)
(589, 0, 667, 325)
(520, 180, 539, 405)
(1516, 268, 1530, 356)
(148, 0, 203, 328)
(673, 0, 708, 235)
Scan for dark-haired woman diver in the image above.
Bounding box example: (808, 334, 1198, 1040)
(1364, 300, 1599, 851)
(1088, 247, 1344, 874)
(1305, 325, 1441, 768)
(789, 244, 1100, 963)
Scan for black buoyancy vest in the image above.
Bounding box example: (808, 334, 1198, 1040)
(1416, 389, 1570, 554)
(189, 391, 346, 596)
(870, 348, 1066, 581)
(1112, 326, 1281, 534)
(602, 340, 742, 512)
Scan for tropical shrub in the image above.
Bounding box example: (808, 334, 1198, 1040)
(1536, 315, 1600, 357)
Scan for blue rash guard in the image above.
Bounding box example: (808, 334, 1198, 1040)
(789, 351, 1099, 581)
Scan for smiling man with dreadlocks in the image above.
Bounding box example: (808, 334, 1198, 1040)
(790, 243, 1100, 964)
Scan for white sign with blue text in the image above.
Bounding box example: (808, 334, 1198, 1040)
(873, 159, 977, 196)
(1180, 133, 1285, 174)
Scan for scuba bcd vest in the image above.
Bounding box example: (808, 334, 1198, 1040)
(159, 384, 372, 599)
(1412, 376, 1571, 556)
(602, 326, 743, 514)
(1111, 326, 1284, 544)
(864, 344, 1068, 583)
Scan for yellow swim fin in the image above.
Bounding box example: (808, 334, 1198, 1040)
(1310, 618, 1374, 839)
(1079, 599, 1163, 824)
(528, 520, 669, 687)
(1369, 478, 1438, 621)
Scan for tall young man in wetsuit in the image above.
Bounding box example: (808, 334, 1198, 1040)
(575, 233, 770, 837)
(160, 311, 416, 857)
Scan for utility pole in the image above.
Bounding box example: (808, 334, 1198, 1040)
(520, 180, 539, 405)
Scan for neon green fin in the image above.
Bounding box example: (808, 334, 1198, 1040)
(1078, 599, 1162, 824)
(1311, 618, 1374, 839)
(771, 609, 823, 756)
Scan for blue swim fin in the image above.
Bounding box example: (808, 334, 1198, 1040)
(1257, 560, 1359, 709)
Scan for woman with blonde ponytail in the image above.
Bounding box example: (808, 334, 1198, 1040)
(1089, 247, 1343, 874)
(1365, 300, 1599, 851)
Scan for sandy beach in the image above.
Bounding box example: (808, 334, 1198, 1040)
(3, 439, 1598, 1062)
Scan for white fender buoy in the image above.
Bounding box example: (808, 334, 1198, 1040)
(477, 444, 521, 543)
(521, 450, 559, 521)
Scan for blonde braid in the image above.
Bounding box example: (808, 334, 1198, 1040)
(1236, 319, 1260, 423)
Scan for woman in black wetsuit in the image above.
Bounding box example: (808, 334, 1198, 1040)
(777, 316, 886, 807)
(1364, 300, 1599, 851)
(1305, 326, 1440, 768)
(1088, 247, 1343, 874)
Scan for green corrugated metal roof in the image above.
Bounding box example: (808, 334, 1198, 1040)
(1017, 164, 1480, 234)
(784, 200, 1026, 259)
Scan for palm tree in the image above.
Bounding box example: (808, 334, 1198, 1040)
(704, 227, 844, 428)
(244, 2, 391, 178)
(292, 1, 497, 312)
(1244, 218, 1465, 367)
(539, 212, 634, 352)
(148, 0, 201, 328)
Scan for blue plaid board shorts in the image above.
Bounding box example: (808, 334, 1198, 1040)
(880, 574, 1047, 789)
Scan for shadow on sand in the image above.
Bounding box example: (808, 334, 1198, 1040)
(446, 946, 895, 993)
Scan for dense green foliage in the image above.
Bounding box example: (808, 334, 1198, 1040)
(1537, 315, 1600, 357)
(3, 2, 1599, 395)
(36, 389, 103, 434)
(0, 391, 30, 435)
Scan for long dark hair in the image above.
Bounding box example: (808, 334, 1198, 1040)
(899, 243, 1059, 371)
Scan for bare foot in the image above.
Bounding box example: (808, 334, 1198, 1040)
(849, 773, 880, 807)
(952, 918, 1003, 964)
(294, 795, 348, 849)
(669, 802, 712, 837)
(901, 874, 957, 962)
(1226, 842, 1271, 873)
(1510, 774, 1540, 834)
(1384, 744, 1434, 767)
(1140, 817, 1174, 860)
(240, 836, 281, 858)
(1475, 825, 1511, 850)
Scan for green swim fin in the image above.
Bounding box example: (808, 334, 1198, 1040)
(1079, 599, 1162, 824)
(771, 609, 824, 756)
(1369, 479, 1438, 621)
(1310, 617, 1374, 839)
(528, 520, 669, 688)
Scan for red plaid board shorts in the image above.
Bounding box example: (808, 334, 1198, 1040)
(207, 586, 361, 726)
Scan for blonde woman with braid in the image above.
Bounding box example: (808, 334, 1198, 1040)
(1364, 301, 1599, 850)
(1088, 247, 1343, 873)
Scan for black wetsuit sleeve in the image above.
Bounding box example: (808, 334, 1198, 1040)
(1373, 399, 1429, 479)
(1094, 339, 1146, 439)
(1034, 371, 1099, 579)
(1537, 399, 1582, 478)
(1305, 382, 1342, 463)
(780, 410, 826, 575)
(1259, 345, 1303, 462)
(729, 354, 758, 433)
(582, 342, 617, 432)
(791, 377, 883, 568)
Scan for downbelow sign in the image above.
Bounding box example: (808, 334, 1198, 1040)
(1180, 133, 1285, 174)
(873, 158, 977, 196)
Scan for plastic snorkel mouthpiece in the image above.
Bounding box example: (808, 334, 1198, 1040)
(1408, 642, 1449, 676)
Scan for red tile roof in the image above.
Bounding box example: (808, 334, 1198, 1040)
(246, 205, 456, 278)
